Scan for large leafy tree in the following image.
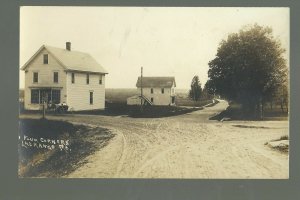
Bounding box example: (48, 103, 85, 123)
(189, 75, 202, 101)
(207, 24, 287, 117)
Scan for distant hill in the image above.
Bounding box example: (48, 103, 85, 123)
(105, 88, 138, 103)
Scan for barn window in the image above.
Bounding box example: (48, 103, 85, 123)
(86, 74, 90, 84)
(99, 75, 102, 84)
(90, 91, 93, 104)
(33, 72, 38, 83)
(151, 97, 154, 103)
(53, 72, 58, 83)
(31, 89, 39, 104)
(71, 73, 75, 83)
(151, 88, 153, 94)
(43, 54, 48, 64)
(161, 88, 164, 94)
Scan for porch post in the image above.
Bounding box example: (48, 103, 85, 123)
(38, 90, 40, 104)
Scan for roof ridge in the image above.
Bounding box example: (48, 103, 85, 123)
(44, 45, 91, 55)
(22, 44, 108, 74)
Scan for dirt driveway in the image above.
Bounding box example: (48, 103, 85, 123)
(24, 100, 289, 178)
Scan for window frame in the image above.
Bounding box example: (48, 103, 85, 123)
(51, 89, 61, 104)
(71, 73, 75, 84)
(33, 72, 38, 83)
(86, 73, 90, 84)
(53, 72, 59, 83)
(89, 91, 93, 105)
(31, 89, 40, 104)
(43, 54, 48, 64)
(99, 75, 102, 85)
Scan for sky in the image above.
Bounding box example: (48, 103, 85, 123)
(20, 7, 289, 89)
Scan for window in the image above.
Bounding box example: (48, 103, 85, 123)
(151, 97, 153, 103)
(53, 72, 58, 83)
(161, 88, 164, 94)
(39, 89, 51, 103)
(90, 92, 93, 104)
(71, 73, 75, 83)
(151, 88, 153, 94)
(31, 89, 39, 104)
(33, 72, 38, 83)
(99, 75, 102, 84)
(52, 90, 61, 104)
(43, 54, 48, 64)
(86, 74, 89, 84)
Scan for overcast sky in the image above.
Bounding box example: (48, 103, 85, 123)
(20, 7, 289, 89)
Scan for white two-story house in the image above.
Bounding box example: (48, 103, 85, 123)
(21, 42, 108, 111)
(127, 77, 176, 106)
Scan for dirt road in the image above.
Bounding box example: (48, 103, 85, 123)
(28, 100, 289, 178)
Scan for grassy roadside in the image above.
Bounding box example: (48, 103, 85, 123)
(18, 118, 114, 177)
(70, 103, 204, 118)
(210, 102, 288, 121)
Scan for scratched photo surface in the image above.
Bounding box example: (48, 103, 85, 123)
(19, 7, 289, 178)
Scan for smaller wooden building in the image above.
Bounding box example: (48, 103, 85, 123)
(127, 77, 176, 106)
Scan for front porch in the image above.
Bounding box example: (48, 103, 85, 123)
(26, 87, 63, 110)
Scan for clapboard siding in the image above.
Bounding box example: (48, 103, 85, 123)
(66, 72, 105, 110)
(24, 49, 67, 110)
(137, 85, 175, 105)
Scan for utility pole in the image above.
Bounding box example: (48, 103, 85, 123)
(140, 67, 143, 113)
(42, 96, 46, 119)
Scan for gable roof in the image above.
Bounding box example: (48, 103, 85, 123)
(136, 77, 176, 88)
(21, 45, 108, 74)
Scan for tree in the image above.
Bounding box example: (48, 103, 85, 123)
(204, 80, 216, 98)
(189, 76, 202, 101)
(207, 24, 288, 118)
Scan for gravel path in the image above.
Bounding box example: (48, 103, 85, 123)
(22, 100, 289, 178)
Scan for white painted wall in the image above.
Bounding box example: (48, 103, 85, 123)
(23, 48, 67, 110)
(127, 95, 141, 105)
(66, 72, 105, 110)
(136, 85, 176, 106)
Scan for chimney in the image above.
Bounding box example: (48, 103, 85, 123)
(66, 42, 71, 51)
